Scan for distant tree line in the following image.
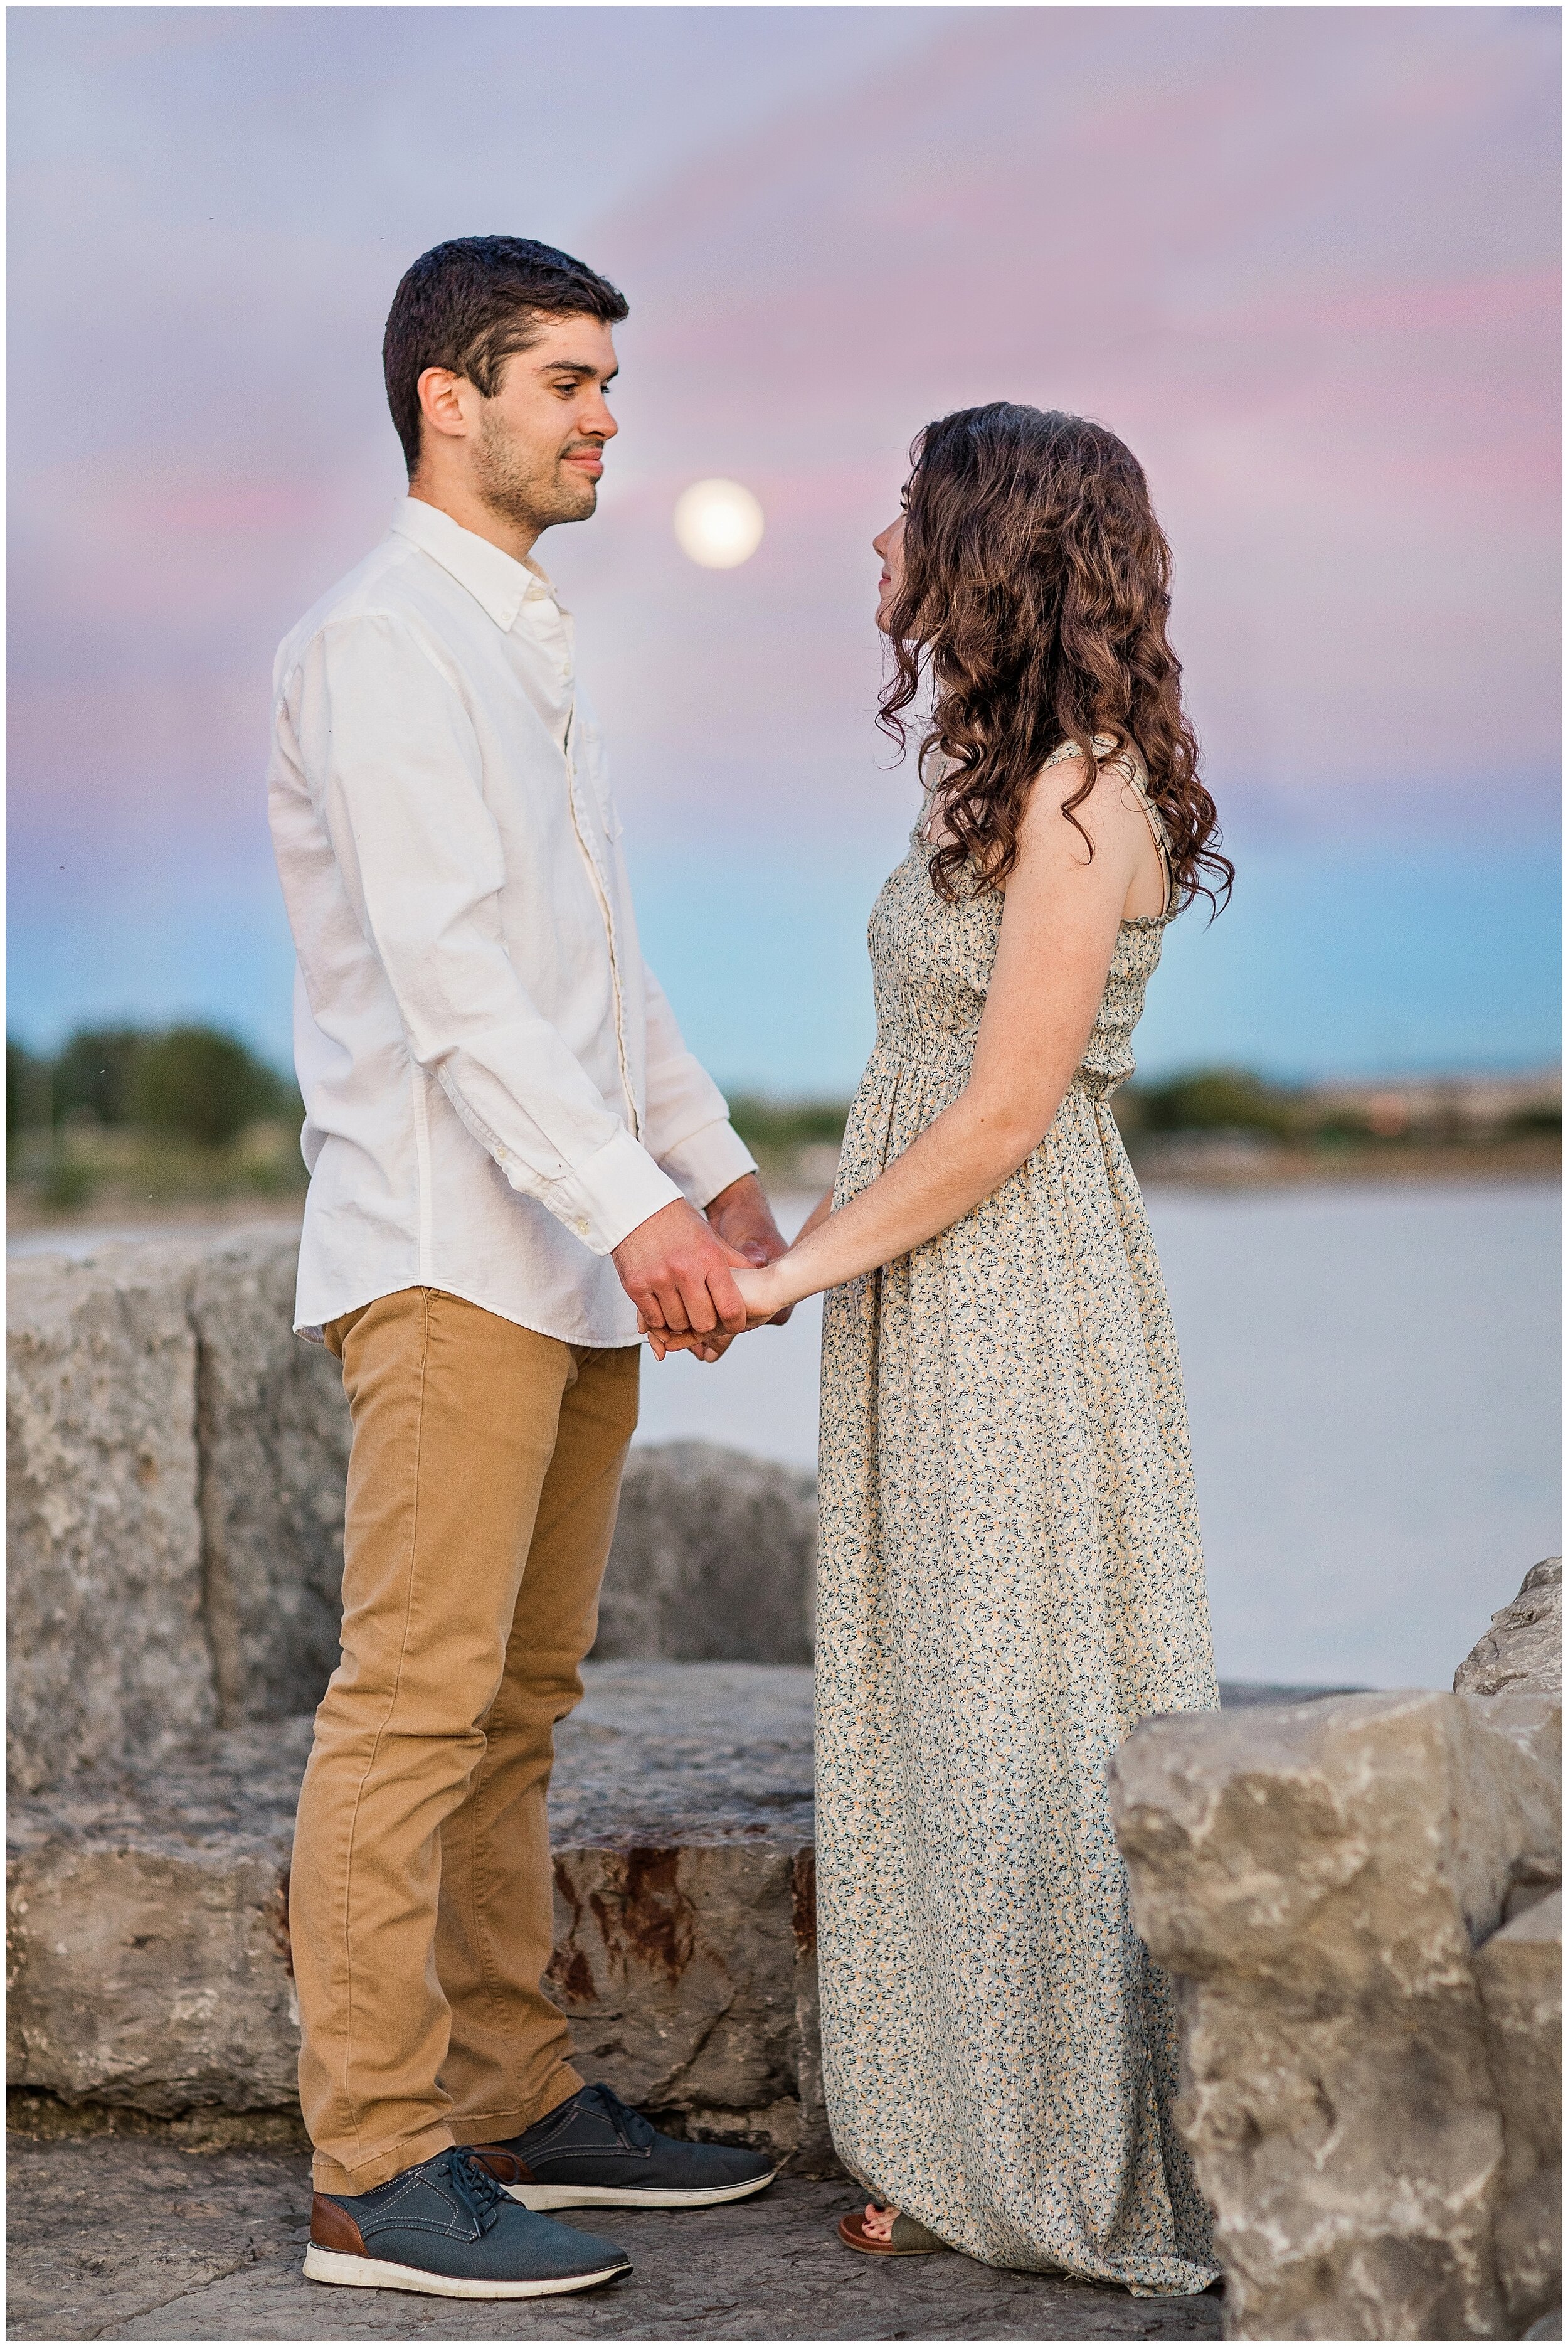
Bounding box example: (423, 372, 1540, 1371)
(726, 1096, 852, 1158)
(730, 1067, 1559, 1156)
(729, 1072, 1308, 1152)
(6, 1026, 302, 1151)
(1114, 1070, 1295, 1137)
(9, 1036, 1554, 1171)
(1114, 1067, 1559, 1142)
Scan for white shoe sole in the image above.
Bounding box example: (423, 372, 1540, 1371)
(506, 2168, 779, 2212)
(302, 2245, 630, 2299)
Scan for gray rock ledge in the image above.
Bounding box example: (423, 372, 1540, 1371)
(1456, 1557, 1563, 1698)
(1111, 1684, 1562, 2341)
(6, 1662, 830, 2169)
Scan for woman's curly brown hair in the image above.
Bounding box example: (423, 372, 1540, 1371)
(879, 403, 1232, 913)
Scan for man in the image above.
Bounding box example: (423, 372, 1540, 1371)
(268, 236, 787, 2302)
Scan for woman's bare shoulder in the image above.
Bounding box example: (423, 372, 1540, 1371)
(1020, 737, 1149, 846)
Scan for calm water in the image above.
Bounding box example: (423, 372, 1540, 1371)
(635, 1181, 1561, 1690)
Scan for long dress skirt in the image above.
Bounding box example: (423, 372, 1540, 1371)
(813, 826, 1221, 2294)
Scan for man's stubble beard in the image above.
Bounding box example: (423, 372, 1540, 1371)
(474, 403, 597, 538)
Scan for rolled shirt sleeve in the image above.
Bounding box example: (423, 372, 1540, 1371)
(295, 614, 682, 1255)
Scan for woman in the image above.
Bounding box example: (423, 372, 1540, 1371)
(649, 403, 1229, 2292)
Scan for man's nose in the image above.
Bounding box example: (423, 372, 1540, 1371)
(585, 394, 618, 439)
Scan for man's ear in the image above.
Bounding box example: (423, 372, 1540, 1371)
(416, 366, 472, 441)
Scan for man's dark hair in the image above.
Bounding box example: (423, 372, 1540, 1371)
(382, 236, 629, 475)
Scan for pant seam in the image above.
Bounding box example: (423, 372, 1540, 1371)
(465, 1684, 533, 2121)
(449, 1344, 615, 2132)
(464, 1347, 575, 2118)
(337, 1286, 435, 2175)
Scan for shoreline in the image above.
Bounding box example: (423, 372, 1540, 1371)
(1124, 1142, 1560, 1191)
(6, 1146, 1560, 1258)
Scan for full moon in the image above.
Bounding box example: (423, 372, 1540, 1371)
(673, 479, 765, 569)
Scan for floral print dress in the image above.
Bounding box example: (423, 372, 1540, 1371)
(813, 741, 1221, 2293)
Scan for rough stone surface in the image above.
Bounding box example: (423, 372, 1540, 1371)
(1110, 1688, 1562, 2341)
(1456, 1557, 1563, 1698)
(5, 1665, 1350, 2161)
(7, 1233, 1338, 1781)
(6, 1248, 214, 1794)
(5, 1230, 351, 1789)
(6, 1717, 307, 2116)
(544, 1663, 825, 2165)
(187, 1235, 351, 1727)
(7, 1230, 828, 1794)
(595, 1440, 818, 1664)
(3, 2137, 1225, 2341)
(6, 1663, 826, 2166)
(1475, 1887, 1563, 2333)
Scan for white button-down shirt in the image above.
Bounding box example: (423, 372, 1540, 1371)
(267, 495, 756, 1348)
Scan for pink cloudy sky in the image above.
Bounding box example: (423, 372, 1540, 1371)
(8, 6, 1560, 1085)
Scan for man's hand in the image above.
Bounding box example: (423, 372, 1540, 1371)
(612, 1197, 752, 1341)
(704, 1174, 792, 1325)
(640, 1259, 788, 1361)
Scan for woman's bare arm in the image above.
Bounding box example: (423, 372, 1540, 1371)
(793, 1184, 836, 1245)
(728, 765, 1158, 1320)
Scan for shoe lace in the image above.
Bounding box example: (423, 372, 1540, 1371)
(583, 2080, 657, 2152)
(446, 2148, 507, 2235)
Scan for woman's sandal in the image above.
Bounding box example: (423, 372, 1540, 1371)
(838, 2204, 950, 2257)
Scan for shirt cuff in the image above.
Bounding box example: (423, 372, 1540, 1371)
(541, 1128, 684, 1255)
(658, 1118, 759, 1211)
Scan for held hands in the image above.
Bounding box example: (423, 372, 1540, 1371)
(614, 1174, 792, 1366)
(642, 1259, 790, 1361)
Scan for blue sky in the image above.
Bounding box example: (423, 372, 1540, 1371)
(8, 6, 1560, 1088)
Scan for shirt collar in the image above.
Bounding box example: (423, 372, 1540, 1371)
(389, 495, 564, 630)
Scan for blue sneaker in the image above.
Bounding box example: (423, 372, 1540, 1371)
(304, 2144, 632, 2299)
(478, 2080, 778, 2211)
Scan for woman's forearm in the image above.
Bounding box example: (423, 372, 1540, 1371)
(793, 1184, 835, 1246)
(726, 789, 1131, 1328)
(758, 1085, 1061, 1311)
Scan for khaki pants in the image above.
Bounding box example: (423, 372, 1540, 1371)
(290, 1287, 639, 2194)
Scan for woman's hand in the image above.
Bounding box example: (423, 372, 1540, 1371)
(640, 1260, 793, 1363)
(733, 1261, 790, 1324)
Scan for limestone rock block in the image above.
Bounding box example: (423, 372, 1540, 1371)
(5, 1720, 305, 2113)
(7, 1227, 353, 1788)
(544, 1660, 828, 2165)
(1475, 1888, 1562, 2333)
(6, 1662, 833, 2168)
(1456, 1558, 1563, 1699)
(1110, 1688, 1561, 2341)
(8, 1216, 822, 1802)
(549, 1843, 803, 2128)
(188, 1232, 350, 1724)
(597, 1442, 817, 1664)
(6, 1249, 215, 1793)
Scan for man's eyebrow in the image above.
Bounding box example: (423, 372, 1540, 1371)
(537, 359, 618, 383)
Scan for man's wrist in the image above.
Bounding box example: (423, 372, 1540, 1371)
(660, 1120, 758, 1213)
(707, 1173, 787, 1259)
(706, 1172, 763, 1218)
(612, 1191, 700, 1266)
